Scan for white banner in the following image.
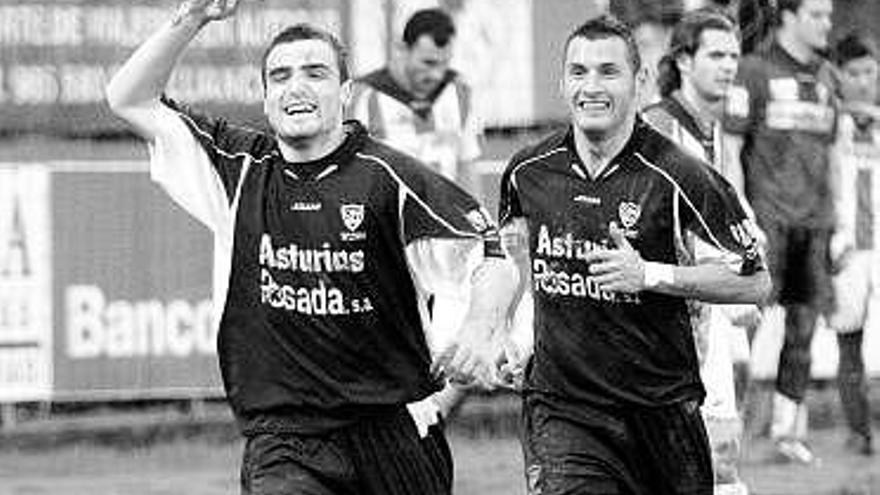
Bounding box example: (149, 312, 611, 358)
(0, 165, 52, 401)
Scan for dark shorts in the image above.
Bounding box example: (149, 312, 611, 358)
(240, 407, 452, 495)
(522, 395, 713, 495)
(759, 219, 833, 309)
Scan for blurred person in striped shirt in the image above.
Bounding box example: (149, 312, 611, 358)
(346, 8, 482, 188)
(826, 31, 878, 457)
(643, 8, 759, 494)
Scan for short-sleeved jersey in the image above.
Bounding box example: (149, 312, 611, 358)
(834, 110, 880, 253)
(498, 118, 762, 409)
(150, 98, 497, 434)
(723, 41, 839, 228)
(347, 68, 481, 181)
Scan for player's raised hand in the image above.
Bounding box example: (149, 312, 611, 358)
(174, 0, 244, 25)
(583, 222, 645, 293)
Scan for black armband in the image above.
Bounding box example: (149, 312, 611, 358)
(483, 227, 506, 259)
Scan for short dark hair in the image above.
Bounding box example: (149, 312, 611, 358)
(775, 0, 803, 26)
(564, 15, 641, 73)
(657, 8, 739, 97)
(402, 8, 456, 48)
(260, 24, 349, 88)
(833, 31, 878, 66)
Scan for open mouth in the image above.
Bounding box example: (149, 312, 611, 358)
(576, 98, 611, 113)
(283, 102, 317, 116)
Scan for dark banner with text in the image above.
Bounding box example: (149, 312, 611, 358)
(0, 0, 343, 135)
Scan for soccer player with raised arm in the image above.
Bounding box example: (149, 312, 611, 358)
(105, 1, 516, 493)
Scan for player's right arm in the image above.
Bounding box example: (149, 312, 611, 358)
(106, 1, 249, 233)
(105, 0, 240, 140)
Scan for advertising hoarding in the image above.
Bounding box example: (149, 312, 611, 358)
(48, 162, 220, 400)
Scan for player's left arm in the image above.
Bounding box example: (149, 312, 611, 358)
(584, 165, 771, 303)
(584, 222, 770, 303)
(643, 256, 771, 303)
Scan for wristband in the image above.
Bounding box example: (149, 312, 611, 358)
(643, 262, 674, 289)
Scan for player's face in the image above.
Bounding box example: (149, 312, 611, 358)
(403, 34, 453, 98)
(840, 56, 879, 104)
(263, 39, 344, 146)
(791, 0, 833, 51)
(562, 35, 640, 138)
(681, 29, 740, 102)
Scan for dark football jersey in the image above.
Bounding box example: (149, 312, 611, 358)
(723, 41, 839, 228)
(499, 118, 762, 409)
(150, 98, 496, 433)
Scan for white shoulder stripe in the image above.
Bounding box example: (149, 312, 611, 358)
(173, 110, 275, 165)
(633, 152, 730, 253)
(356, 152, 482, 239)
(509, 147, 567, 189)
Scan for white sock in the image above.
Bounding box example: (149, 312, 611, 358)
(771, 392, 798, 440)
(794, 402, 809, 441)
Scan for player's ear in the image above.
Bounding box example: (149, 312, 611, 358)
(676, 53, 693, 78)
(389, 40, 408, 66)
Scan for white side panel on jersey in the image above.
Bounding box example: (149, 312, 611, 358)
(146, 107, 237, 337)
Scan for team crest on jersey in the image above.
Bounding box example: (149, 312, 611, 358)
(618, 201, 641, 229)
(340, 204, 367, 241)
(341, 204, 364, 231)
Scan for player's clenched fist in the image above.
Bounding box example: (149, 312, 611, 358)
(173, 0, 243, 25)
